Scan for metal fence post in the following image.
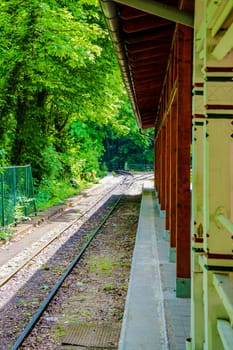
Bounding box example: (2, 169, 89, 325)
(13, 166, 16, 207)
(1, 172, 5, 226)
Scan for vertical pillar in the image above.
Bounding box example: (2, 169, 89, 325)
(155, 130, 161, 202)
(191, 117, 205, 350)
(157, 130, 162, 211)
(191, 9, 205, 345)
(165, 112, 171, 240)
(203, 47, 233, 350)
(176, 24, 193, 297)
(169, 99, 178, 262)
(154, 130, 158, 194)
(160, 126, 166, 218)
(202, 112, 233, 350)
(191, 0, 233, 350)
(158, 131, 162, 209)
(190, 1, 205, 346)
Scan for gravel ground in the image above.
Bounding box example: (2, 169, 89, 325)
(0, 174, 150, 349)
(0, 174, 125, 283)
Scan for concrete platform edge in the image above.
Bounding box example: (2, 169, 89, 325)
(118, 186, 168, 350)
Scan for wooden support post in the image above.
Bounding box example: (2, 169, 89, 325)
(154, 130, 157, 192)
(160, 126, 166, 217)
(158, 131, 162, 208)
(154, 131, 160, 200)
(165, 112, 171, 238)
(169, 99, 178, 262)
(176, 24, 192, 297)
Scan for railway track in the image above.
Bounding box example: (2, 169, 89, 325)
(0, 174, 130, 288)
(0, 173, 152, 349)
(11, 195, 123, 350)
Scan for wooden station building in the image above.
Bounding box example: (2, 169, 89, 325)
(100, 0, 233, 349)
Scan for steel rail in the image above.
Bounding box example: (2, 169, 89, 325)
(11, 194, 123, 350)
(0, 176, 128, 287)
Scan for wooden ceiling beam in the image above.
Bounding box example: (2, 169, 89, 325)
(137, 101, 159, 108)
(132, 63, 164, 71)
(138, 102, 157, 108)
(122, 15, 172, 33)
(141, 116, 156, 122)
(119, 6, 147, 20)
(137, 85, 161, 92)
(129, 58, 166, 67)
(134, 81, 161, 89)
(139, 108, 158, 115)
(125, 25, 175, 44)
(137, 92, 160, 98)
(128, 48, 170, 62)
(139, 115, 156, 125)
(136, 94, 159, 101)
(114, 0, 194, 27)
(132, 73, 164, 81)
(140, 111, 156, 117)
(131, 68, 164, 77)
(126, 38, 172, 53)
(130, 62, 165, 71)
(137, 92, 160, 99)
(127, 44, 171, 60)
(141, 118, 155, 125)
(140, 122, 155, 129)
(133, 72, 164, 81)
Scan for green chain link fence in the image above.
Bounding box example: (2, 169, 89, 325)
(0, 165, 37, 226)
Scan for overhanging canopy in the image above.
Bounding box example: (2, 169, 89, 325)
(100, 0, 194, 128)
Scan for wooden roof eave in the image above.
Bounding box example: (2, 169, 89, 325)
(113, 0, 194, 28)
(99, 0, 194, 129)
(99, 0, 143, 128)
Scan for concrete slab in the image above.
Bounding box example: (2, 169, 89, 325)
(155, 200, 191, 349)
(118, 189, 168, 350)
(118, 185, 191, 350)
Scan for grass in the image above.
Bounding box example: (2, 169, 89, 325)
(102, 283, 115, 291)
(54, 323, 66, 338)
(0, 226, 14, 241)
(41, 263, 50, 271)
(17, 299, 27, 306)
(53, 265, 64, 274)
(35, 178, 99, 212)
(89, 254, 131, 276)
(89, 255, 114, 275)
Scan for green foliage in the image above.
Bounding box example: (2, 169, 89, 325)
(35, 177, 77, 210)
(14, 202, 30, 223)
(89, 255, 114, 275)
(0, 226, 14, 241)
(0, 0, 153, 210)
(102, 97, 154, 169)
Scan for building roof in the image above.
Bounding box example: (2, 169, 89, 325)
(99, 0, 194, 128)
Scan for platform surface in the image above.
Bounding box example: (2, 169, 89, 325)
(118, 182, 190, 350)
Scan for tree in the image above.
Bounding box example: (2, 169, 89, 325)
(102, 96, 154, 170)
(0, 1, 121, 175)
(0, 0, 153, 207)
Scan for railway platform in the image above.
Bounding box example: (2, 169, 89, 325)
(118, 181, 190, 350)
